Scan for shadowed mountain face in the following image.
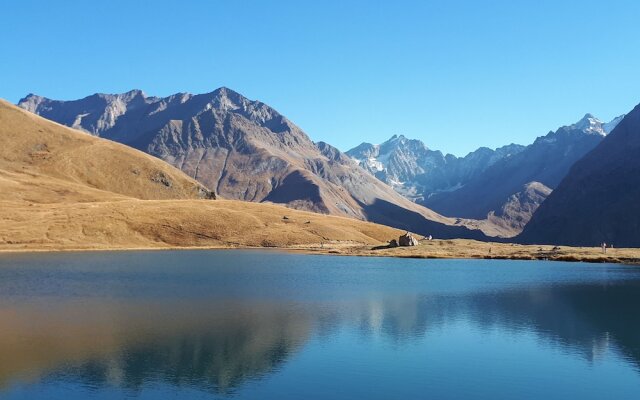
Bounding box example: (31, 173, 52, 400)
(519, 104, 640, 247)
(423, 114, 622, 221)
(17, 89, 491, 239)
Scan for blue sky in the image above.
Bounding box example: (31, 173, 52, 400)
(2, 0, 640, 156)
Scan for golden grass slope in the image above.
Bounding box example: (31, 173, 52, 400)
(1, 200, 401, 251)
(0, 100, 401, 251)
(0, 99, 213, 203)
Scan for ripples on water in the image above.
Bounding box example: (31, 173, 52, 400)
(0, 250, 639, 399)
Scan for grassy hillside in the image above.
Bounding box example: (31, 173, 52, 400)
(0, 100, 401, 251)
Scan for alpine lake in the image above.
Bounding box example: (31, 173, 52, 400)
(1, 250, 639, 399)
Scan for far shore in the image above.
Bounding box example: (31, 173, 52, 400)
(1, 239, 639, 265)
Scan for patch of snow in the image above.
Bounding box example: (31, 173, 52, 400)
(387, 177, 405, 186)
(366, 157, 385, 172)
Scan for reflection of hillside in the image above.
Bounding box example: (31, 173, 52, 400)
(0, 301, 311, 393)
(2, 280, 639, 394)
(348, 282, 640, 369)
(462, 282, 640, 368)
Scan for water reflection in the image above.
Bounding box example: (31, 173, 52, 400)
(0, 302, 312, 394)
(0, 253, 639, 398)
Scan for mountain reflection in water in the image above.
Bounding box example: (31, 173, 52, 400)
(0, 251, 639, 399)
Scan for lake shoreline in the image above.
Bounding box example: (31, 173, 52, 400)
(1, 239, 639, 265)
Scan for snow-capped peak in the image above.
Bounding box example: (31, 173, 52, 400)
(569, 113, 625, 136)
(571, 113, 605, 135)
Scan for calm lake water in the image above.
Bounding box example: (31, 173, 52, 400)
(0, 250, 639, 399)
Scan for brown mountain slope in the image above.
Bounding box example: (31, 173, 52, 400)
(18, 88, 495, 239)
(0, 100, 401, 251)
(0, 99, 214, 202)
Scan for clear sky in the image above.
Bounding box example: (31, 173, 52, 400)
(2, 0, 640, 156)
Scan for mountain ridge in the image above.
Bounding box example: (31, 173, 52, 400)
(0, 98, 408, 251)
(18, 88, 496, 239)
(518, 103, 640, 247)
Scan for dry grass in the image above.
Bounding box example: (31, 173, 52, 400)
(0, 99, 211, 201)
(0, 99, 401, 252)
(298, 239, 640, 265)
(0, 199, 402, 252)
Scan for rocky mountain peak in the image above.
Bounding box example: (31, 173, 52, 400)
(199, 87, 297, 136)
(19, 93, 42, 102)
(124, 89, 146, 97)
(571, 113, 605, 135)
(565, 113, 624, 136)
(209, 87, 245, 108)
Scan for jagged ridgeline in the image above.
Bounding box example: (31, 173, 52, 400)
(519, 105, 640, 247)
(17, 88, 491, 239)
(346, 114, 623, 234)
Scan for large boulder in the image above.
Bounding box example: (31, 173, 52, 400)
(398, 232, 419, 247)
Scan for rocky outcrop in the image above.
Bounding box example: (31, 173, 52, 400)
(398, 232, 419, 246)
(486, 181, 552, 233)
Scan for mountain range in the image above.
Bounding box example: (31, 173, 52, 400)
(17, 89, 492, 239)
(519, 104, 640, 247)
(16, 87, 638, 245)
(347, 135, 524, 201)
(347, 114, 623, 233)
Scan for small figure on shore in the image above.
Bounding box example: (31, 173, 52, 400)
(428, 235, 433, 241)
(488, 247, 492, 254)
(601, 242, 607, 254)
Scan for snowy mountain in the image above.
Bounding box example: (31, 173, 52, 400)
(346, 134, 524, 202)
(425, 113, 625, 229)
(347, 113, 623, 235)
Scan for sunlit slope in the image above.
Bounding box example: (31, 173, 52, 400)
(0, 99, 214, 202)
(0, 100, 401, 251)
